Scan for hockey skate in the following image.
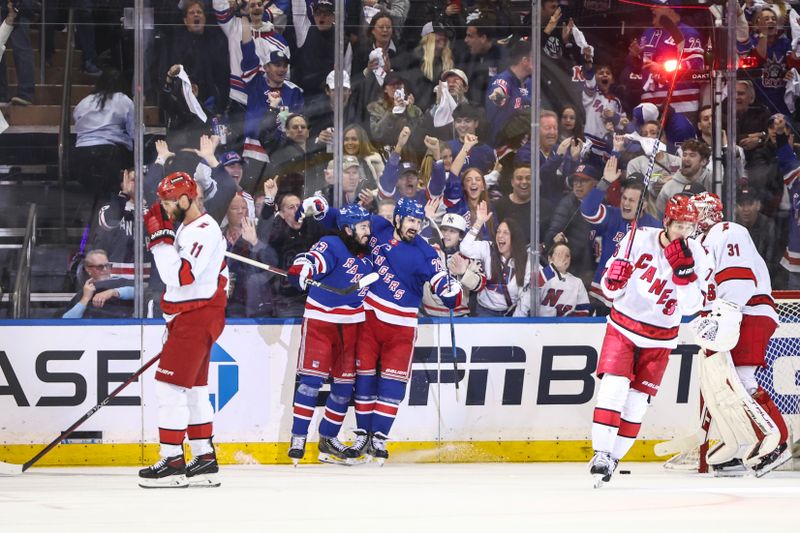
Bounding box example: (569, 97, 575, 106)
(288, 434, 307, 466)
(711, 457, 748, 478)
(138, 455, 188, 488)
(186, 451, 221, 487)
(369, 433, 389, 466)
(318, 437, 357, 466)
(589, 451, 617, 489)
(753, 443, 791, 478)
(349, 430, 372, 465)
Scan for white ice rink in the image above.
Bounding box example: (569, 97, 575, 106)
(1, 462, 799, 533)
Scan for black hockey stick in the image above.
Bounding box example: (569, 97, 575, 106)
(0, 354, 161, 475)
(224, 251, 379, 296)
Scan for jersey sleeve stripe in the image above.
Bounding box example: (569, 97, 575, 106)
(714, 266, 756, 285)
(583, 203, 606, 224)
(746, 294, 777, 311)
(178, 258, 195, 287)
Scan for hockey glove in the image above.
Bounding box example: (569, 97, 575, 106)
(296, 195, 329, 222)
(438, 277, 463, 310)
(287, 258, 314, 291)
(144, 202, 175, 249)
(665, 238, 697, 285)
(605, 259, 633, 291)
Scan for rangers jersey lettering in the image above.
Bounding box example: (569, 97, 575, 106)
(700, 221, 779, 325)
(151, 213, 229, 317)
(602, 227, 711, 348)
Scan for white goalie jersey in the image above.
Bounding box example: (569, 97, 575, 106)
(151, 213, 229, 317)
(602, 227, 712, 348)
(699, 221, 779, 325)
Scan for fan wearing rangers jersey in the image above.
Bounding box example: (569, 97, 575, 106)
(139, 172, 229, 489)
(517, 242, 590, 317)
(334, 198, 463, 464)
(588, 194, 711, 487)
(691, 192, 790, 474)
(284, 203, 374, 466)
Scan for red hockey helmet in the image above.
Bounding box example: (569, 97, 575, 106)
(691, 191, 724, 232)
(157, 172, 198, 201)
(663, 194, 699, 225)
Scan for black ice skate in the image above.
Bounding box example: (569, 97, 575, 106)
(711, 457, 747, 478)
(369, 432, 389, 466)
(138, 455, 188, 488)
(186, 451, 221, 487)
(318, 437, 357, 466)
(288, 434, 307, 466)
(753, 443, 791, 478)
(349, 430, 372, 465)
(589, 451, 617, 488)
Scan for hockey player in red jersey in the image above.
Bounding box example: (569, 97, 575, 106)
(139, 172, 228, 488)
(285, 203, 374, 466)
(589, 194, 711, 487)
(691, 192, 790, 476)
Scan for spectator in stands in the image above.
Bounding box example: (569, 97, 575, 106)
(517, 242, 591, 318)
(0, 1, 33, 106)
(222, 194, 277, 317)
(342, 123, 384, 188)
(580, 52, 625, 142)
(320, 155, 372, 206)
(357, 1, 410, 40)
(160, 64, 213, 152)
(306, 70, 356, 140)
(72, 68, 134, 201)
(353, 10, 400, 81)
(541, 0, 573, 61)
(460, 200, 530, 317)
(538, 110, 567, 205)
(377, 197, 396, 220)
(493, 163, 532, 246)
(696, 105, 745, 179)
(63, 250, 134, 319)
(447, 103, 496, 174)
(266, 113, 328, 197)
(406, 21, 456, 111)
(735, 185, 779, 278)
(625, 123, 680, 218)
(736, 80, 771, 160)
(747, 112, 796, 218)
(656, 139, 711, 216)
(422, 212, 486, 317)
(367, 72, 423, 149)
(558, 104, 583, 144)
(739, 6, 793, 115)
(378, 127, 447, 204)
(410, 67, 472, 151)
(485, 39, 532, 147)
(159, 1, 229, 116)
(443, 133, 496, 240)
(460, 17, 506, 105)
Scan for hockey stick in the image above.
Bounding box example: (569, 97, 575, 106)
(448, 306, 461, 402)
(224, 251, 379, 296)
(0, 353, 161, 475)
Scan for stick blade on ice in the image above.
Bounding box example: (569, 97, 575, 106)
(0, 461, 23, 476)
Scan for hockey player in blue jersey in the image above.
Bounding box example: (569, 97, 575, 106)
(581, 156, 660, 312)
(285, 203, 374, 465)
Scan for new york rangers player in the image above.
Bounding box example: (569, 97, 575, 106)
(589, 194, 711, 487)
(139, 172, 229, 488)
(285, 203, 374, 466)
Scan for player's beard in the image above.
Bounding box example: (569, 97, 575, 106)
(340, 229, 371, 257)
(172, 202, 191, 225)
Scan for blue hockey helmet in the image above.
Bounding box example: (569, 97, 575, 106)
(393, 197, 425, 221)
(337, 202, 371, 231)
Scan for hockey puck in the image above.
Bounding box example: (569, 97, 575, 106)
(619, 469, 631, 475)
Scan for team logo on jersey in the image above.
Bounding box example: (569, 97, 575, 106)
(209, 344, 239, 412)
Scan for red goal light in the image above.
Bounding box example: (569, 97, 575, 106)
(662, 59, 679, 73)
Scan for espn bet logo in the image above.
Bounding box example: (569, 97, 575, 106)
(208, 344, 239, 412)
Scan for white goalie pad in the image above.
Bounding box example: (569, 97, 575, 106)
(690, 299, 743, 352)
(700, 351, 780, 467)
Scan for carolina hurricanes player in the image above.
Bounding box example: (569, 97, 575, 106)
(691, 192, 790, 474)
(139, 172, 229, 488)
(589, 194, 711, 487)
(285, 203, 374, 466)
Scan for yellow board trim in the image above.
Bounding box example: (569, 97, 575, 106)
(0, 440, 664, 467)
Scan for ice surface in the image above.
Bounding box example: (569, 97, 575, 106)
(1, 462, 798, 532)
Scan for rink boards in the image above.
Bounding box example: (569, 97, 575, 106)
(0, 318, 794, 466)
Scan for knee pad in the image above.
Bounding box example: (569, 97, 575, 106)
(298, 375, 324, 396)
(735, 365, 758, 395)
(187, 385, 210, 406)
(378, 378, 407, 405)
(621, 389, 650, 423)
(596, 374, 631, 411)
(156, 380, 188, 408)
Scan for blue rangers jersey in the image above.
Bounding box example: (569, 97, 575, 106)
(484, 69, 532, 145)
(299, 235, 374, 324)
(581, 185, 660, 305)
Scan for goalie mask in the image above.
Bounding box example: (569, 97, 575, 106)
(691, 192, 724, 233)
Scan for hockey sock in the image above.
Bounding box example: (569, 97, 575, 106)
(156, 380, 189, 458)
(319, 381, 354, 439)
(354, 372, 378, 433)
(187, 385, 214, 456)
(291, 375, 323, 436)
(753, 386, 789, 444)
(611, 389, 650, 461)
(371, 377, 407, 437)
(591, 374, 631, 453)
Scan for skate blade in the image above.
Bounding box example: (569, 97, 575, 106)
(291, 458, 300, 467)
(374, 456, 386, 467)
(138, 475, 188, 489)
(317, 453, 354, 466)
(592, 474, 605, 489)
(713, 468, 751, 478)
(187, 473, 221, 487)
(754, 450, 792, 478)
(349, 454, 372, 466)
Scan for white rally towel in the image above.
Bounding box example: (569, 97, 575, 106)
(790, 8, 800, 55)
(785, 68, 800, 113)
(433, 81, 457, 128)
(176, 65, 207, 123)
(624, 132, 666, 156)
(571, 25, 594, 61)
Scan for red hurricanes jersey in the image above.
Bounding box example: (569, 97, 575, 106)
(151, 213, 229, 317)
(602, 227, 711, 348)
(699, 221, 779, 325)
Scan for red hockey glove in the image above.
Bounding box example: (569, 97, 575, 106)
(287, 258, 314, 291)
(605, 259, 633, 291)
(665, 238, 697, 286)
(144, 202, 175, 249)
